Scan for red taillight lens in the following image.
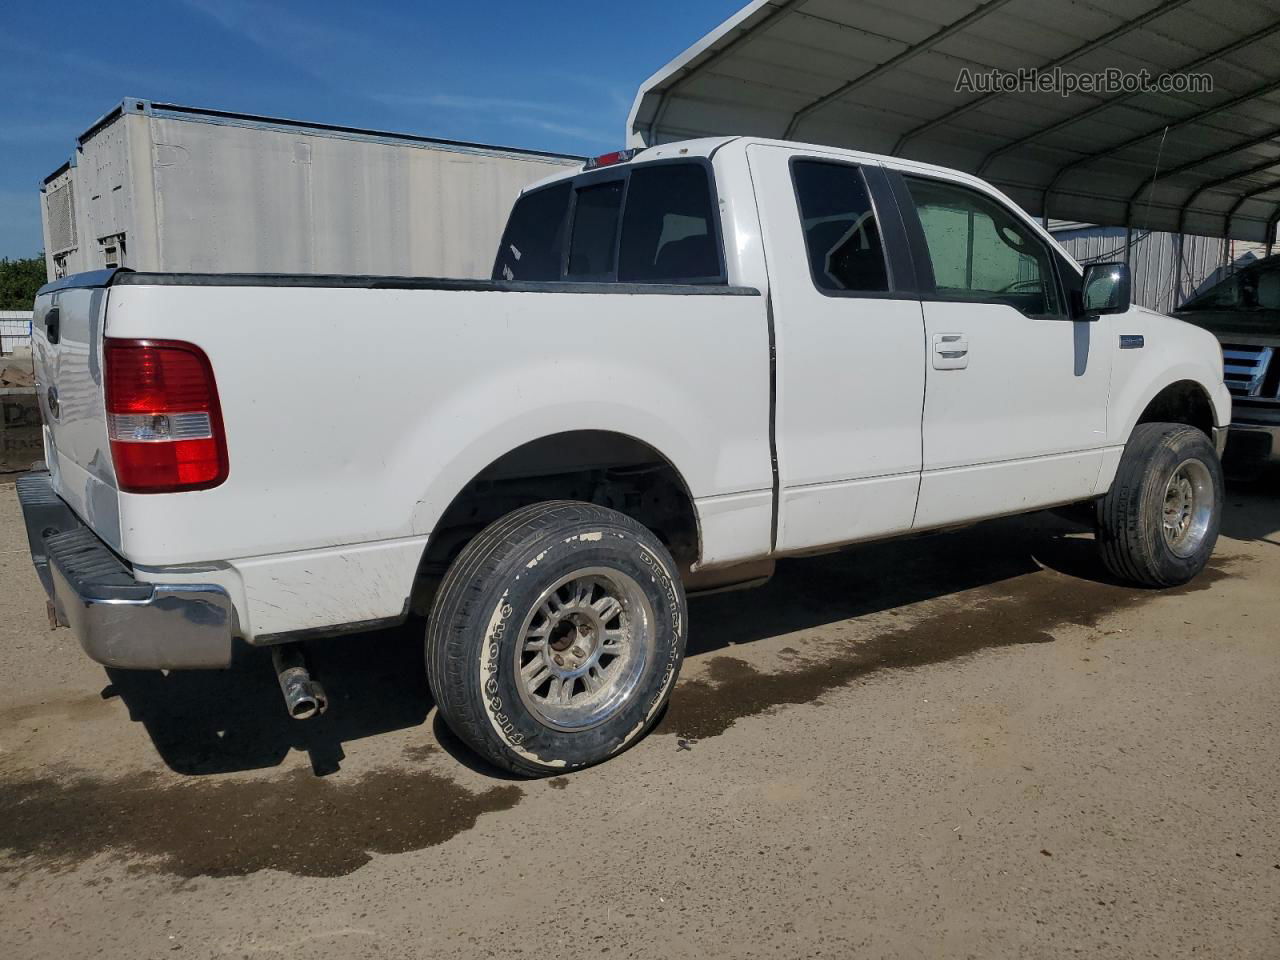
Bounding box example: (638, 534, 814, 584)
(104, 338, 229, 493)
(583, 149, 637, 170)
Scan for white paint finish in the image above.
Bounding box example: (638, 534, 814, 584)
(135, 535, 425, 641)
(778, 473, 920, 552)
(102, 283, 773, 567)
(1103, 307, 1232, 445)
(692, 489, 774, 569)
(30, 287, 123, 547)
(916, 302, 1116, 471)
(232, 536, 428, 638)
(747, 143, 925, 551)
(913, 449, 1109, 531)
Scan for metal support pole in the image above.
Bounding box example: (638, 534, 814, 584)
(1172, 233, 1185, 309)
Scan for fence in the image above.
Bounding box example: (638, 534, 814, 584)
(0, 311, 34, 355)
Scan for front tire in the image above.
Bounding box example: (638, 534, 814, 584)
(426, 501, 687, 777)
(1095, 423, 1223, 587)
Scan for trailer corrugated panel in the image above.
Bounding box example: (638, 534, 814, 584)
(40, 100, 582, 281)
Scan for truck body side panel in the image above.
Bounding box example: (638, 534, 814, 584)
(101, 283, 774, 569)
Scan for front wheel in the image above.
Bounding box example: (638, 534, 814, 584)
(1095, 423, 1223, 587)
(426, 501, 687, 777)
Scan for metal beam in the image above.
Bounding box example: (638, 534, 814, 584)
(1042, 75, 1280, 221)
(1224, 179, 1280, 237)
(1126, 125, 1280, 210)
(976, 20, 1280, 177)
(892, 0, 1192, 156)
(782, 0, 1014, 140)
(645, 0, 802, 145)
(1168, 153, 1280, 232)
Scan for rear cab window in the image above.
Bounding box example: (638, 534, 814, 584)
(493, 181, 571, 282)
(792, 160, 891, 294)
(492, 160, 725, 285)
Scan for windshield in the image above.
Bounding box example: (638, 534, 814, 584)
(1181, 262, 1280, 312)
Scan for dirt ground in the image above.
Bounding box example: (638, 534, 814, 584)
(1, 475, 1277, 959)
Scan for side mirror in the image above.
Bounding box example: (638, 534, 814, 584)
(1081, 262, 1131, 318)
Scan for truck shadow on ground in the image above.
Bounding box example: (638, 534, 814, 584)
(102, 487, 1279, 780)
(1220, 466, 1280, 545)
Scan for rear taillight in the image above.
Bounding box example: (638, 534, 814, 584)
(104, 338, 229, 493)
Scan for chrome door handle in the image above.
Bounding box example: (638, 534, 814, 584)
(932, 333, 969, 370)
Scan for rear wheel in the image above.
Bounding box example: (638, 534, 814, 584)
(1095, 423, 1223, 587)
(426, 501, 686, 776)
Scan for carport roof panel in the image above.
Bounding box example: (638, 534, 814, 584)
(628, 0, 1280, 241)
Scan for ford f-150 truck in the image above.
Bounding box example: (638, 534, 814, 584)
(19, 137, 1231, 776)
(1174, 253, 1280, 468)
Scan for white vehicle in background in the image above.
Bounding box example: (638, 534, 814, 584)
(20, 137, 1230, 776)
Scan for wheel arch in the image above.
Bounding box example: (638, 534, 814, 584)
(410, 429, 703, 614)
(1132, 378, 1218, 439)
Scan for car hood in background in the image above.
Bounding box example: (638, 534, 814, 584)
(1174, 309, 1280, 345)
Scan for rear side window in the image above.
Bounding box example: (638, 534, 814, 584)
(567, 180, 625, 278)
(619, 164, 721, 282)
(492, 182, 570, 282)
(793, 160, 890, 294)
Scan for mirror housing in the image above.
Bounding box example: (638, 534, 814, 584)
(1080, 262, 1131, 319)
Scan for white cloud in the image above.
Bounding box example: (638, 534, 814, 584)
(511, 117, 617, 147)
(374, 92, 576, 115)
(375, 91, 616, 146)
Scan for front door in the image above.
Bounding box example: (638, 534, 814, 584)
(748, 145, 926, 552)
(893, 172, 1113, 529)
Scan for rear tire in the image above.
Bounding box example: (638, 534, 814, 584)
(1095, 423, 1223, 587)
(426, 501, 687, 777)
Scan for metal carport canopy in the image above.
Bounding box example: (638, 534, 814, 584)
(627, 0, 1280, 243)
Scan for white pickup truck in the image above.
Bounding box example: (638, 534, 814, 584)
(21, 137, 1230, 776)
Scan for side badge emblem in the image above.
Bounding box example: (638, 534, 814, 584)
(1119, 335, 1145, 350)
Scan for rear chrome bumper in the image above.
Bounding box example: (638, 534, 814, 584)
(16, 469, 234, 670)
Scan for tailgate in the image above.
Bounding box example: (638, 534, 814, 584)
(32, 271, 122, 550)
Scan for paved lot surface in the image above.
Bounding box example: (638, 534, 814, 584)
(1, 476, 1278, 959)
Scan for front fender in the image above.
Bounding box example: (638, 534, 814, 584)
(1107, 308, 1230, 446)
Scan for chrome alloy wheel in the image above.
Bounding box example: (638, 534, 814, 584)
(1162, 458, 1215, 558)
(513, 567, 656, 732)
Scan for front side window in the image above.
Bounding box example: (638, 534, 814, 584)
(618, 164, 721, 282)
(905, 176, 1065, 319)
(793, 160, 890, 294)
(567, 180, 624, 279)
(492, 182, 570, 282)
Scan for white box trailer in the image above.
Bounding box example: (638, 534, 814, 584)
(40, 99, 582, 281)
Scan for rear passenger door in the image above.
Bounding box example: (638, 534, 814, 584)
(748, 145, 926, 552)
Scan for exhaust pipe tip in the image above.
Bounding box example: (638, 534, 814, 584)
(272, 646, 328, 721)
(284, 679, 327, 720)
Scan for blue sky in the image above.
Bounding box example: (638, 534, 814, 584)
(0, 0, 743, 259)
